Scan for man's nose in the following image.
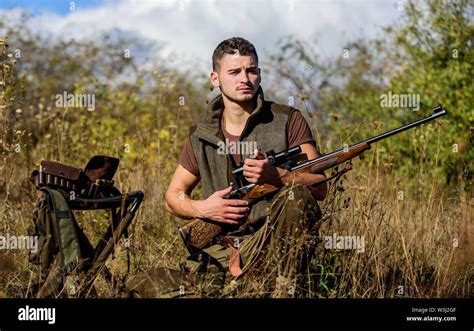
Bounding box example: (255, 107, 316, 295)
(239, 71, 250, 83)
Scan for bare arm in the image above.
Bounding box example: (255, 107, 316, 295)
(165, 165, 249, 224)
(280, 143, 328, 201)
(164, 165, 201, 220)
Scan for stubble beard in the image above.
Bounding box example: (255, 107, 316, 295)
(221, 86, 258, 106)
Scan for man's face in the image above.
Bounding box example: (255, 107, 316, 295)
(210, 53, 261, 103)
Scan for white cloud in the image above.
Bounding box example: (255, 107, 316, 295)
(7, 0, 403, 72)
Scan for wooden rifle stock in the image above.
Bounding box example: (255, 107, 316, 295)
(296, 142, 370, 175)
(178, 183, 280, 254)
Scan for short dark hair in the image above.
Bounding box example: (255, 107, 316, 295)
(212, 37, 258, 71)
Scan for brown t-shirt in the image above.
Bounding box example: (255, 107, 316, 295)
(179, 110, 316, 177)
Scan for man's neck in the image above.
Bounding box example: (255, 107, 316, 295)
(221, 94, 257, 132)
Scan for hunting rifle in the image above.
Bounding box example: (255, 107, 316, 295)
(178, 105, 447, 254)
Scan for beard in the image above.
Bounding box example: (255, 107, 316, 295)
(220, 85, 258, 104)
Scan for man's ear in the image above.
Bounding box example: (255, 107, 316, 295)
(210, 71, 220, 88)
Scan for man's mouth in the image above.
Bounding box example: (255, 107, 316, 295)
(238, 86, 253, 91)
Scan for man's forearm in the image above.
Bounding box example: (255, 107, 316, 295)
(276, 168, 328, 200)
(165, 190, 203, 220)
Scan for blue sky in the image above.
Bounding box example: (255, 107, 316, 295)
(0, 0, 105, 15)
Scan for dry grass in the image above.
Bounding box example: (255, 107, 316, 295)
(2, 151, 471, 298)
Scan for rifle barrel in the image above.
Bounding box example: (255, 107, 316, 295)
(290, 106, 447, 172)
(365, 106, 446, 144)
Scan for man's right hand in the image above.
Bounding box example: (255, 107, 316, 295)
(193, 186, 249, 225)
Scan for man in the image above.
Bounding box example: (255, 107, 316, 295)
(127, 37, 327, 298)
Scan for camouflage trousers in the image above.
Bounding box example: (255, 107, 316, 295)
(126, 184, 322, 298)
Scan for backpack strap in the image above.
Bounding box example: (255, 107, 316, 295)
(43, 188, 81, 274)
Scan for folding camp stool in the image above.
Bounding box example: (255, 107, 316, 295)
(30, 156, 144, 297)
